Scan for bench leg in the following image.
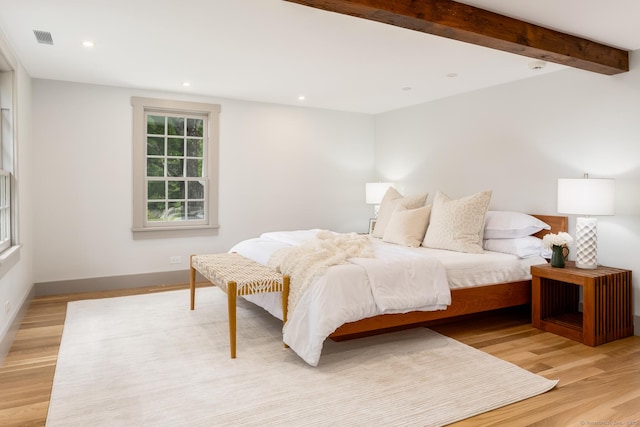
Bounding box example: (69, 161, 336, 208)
(189, 255, 196, 310)
(227, 281, 237, 359)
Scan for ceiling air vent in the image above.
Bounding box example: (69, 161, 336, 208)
(33, 30, 54, 45)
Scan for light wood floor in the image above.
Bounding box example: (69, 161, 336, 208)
(1, 284, 639, 426)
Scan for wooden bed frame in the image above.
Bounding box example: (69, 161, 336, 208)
(328, 214, 568, 341)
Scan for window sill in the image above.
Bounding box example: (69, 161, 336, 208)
(0, 245, 21, 280)
(132, 225, 220, 240)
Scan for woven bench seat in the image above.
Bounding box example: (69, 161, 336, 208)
(190, 252, 289, 358)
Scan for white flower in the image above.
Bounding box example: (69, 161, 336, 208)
(542, 232, 574, 250)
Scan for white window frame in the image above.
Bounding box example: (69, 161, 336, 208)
(131, 97, 220, 237)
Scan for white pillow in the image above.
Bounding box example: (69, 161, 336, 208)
(422, 190, 492, 254)
(483, 236, 552, 259)
(483, 211, 550, 239)
(372, 188, 427, 238)
(382, 205, 432, 247)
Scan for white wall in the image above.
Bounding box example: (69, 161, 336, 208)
(374, 51, 640, 318)
(32, 80, 374, 284)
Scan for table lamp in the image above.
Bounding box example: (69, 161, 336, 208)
(365, 182, 392, 217)
(557, 174, 615, 269)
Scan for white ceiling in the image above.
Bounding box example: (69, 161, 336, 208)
(0, 0, 638, 114)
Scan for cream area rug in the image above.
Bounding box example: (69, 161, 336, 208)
(46, 287, 557, 427)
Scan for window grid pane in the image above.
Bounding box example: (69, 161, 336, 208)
(0, 173, 11, 246)
(144, 111, 206, 225)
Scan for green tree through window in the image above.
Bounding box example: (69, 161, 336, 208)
(145, 113, 205, 222)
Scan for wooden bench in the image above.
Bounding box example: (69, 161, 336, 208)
(190, 252, 290, 358)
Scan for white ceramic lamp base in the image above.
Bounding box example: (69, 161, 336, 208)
(575, 217, 598, 269)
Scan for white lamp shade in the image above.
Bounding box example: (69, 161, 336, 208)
(365, 182, 393, 205)
(557, 178, 615, 216)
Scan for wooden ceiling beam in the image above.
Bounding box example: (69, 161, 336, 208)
(284, 0, 629, 75)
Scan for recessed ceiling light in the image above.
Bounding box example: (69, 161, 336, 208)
(82, 40, 95, 48)
(446, 73, 458, 78)
(182, 82, 191, 87)
(298, 95, 305, 101)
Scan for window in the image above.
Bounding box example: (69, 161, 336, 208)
(132, 97, 220, 236)
(0, 68, 14, 256)
(146, 113, 206, 223)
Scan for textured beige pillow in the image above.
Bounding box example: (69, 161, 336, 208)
(422, 190, 492, 253)
(372, 188, 428, 238)
(371, 187, 402, 238)
(383, 205, 432, 247)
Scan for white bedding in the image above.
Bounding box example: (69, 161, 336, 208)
(231, 230, 546, 366)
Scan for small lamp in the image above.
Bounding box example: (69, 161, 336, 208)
(365, 182, 392, 217)
(557, 174, 615, 269)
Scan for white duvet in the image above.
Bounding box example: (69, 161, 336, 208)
(230, 230, 451, 366)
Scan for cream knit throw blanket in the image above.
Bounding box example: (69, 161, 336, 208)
(268, 231, 374, 318)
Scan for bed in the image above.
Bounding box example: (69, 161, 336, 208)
(329, 214, 568, 340)
(229, 212, 567, 366)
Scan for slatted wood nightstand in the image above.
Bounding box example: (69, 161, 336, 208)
(531, 262, 633, 346)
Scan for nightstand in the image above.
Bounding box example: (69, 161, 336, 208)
(531, 262, 633, 346)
